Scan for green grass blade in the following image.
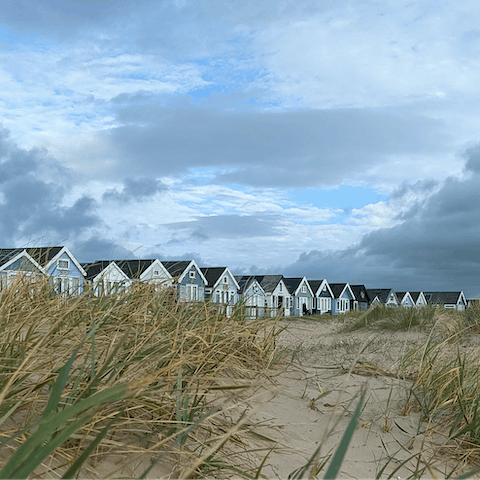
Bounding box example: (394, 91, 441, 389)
(44, 345, 81, 419)
(254, 448, 273, 479)
(77, 326, 131, 397)
(324, 390, 365, 479)
(453, 466, 480, 479)
(61, 419, 114, 479)
(7, 415, 89, 479)
(0, 383, 130, 478)
(0, 401, 22, 428)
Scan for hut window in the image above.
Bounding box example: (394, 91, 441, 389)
(57, 259, 69, 270)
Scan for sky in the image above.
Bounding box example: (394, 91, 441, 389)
(1, 0, 480, 296)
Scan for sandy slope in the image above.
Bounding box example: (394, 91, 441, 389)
(242, 318, 467, 479)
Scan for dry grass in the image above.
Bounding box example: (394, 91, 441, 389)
(4, 277, 480, 479)
(0, 276, 280, 478)
(395, 308, 480, 477)
(343, 304, 437, 332)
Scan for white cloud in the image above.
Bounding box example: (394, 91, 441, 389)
(254, 1, 480, 108)
(0, 45, 207, 150)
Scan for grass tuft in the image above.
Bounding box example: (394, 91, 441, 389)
(343, 304, 437, 332)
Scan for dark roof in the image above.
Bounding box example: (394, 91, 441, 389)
(25, 247, 63, 266)
(81, 261, 115, 281)
(235, 275, 255, 293)
(283, 278, 305, 295)
(201, 267, 227, 287)
(0, 248, 24, 267)
(110, 259, 156, 279)
(424, 292, 464, 305)
(254, 275, 284, 294)
(307, 280, 323, 294)
(396, 292, 406, 301)
(161, 261, 192, 278)
(366, 289, 396, 304)
(350, 285, 369, 302)
(329, 283, 348, 298)
(409, 292, 422, 302)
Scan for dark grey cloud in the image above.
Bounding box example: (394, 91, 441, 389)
(100, 101, 447, 188)
(146, 250, 206, 266)
(72, 237, 135, 263)
(464, 143, 480, 174)
(102, 177, 167, 203)
(165, 214, 282, 243)
(0, 127, 100, 245)
(195, 0, 346, 25)
(0, 0, 254, 59)
(0, 0, 347, 35)
(72, 238, 207, 265)
(284, 149, 480, 296)
(0, 0, 152, 38)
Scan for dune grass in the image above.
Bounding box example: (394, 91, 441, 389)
(4, 276, 480, 478)
(343, 304, 437, 332)
(388, 306, 480, 477)
(0, 276, 280, 478)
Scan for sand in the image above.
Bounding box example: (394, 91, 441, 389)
(50, 316, 480, 479)
(237, 318, 470, 479)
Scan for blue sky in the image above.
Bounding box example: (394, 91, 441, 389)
(1, 0, 480, 295)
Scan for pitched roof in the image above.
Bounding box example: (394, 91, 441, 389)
(201, 267, 227, 287)
(350, 285, 369, 302)
(235, 275, 263, 294)
(409, 292, 423, 302)
(283, 278, 304, 295)
(0, 248, 25, 268)
(308, 279, 334, 298)
(81, 261, 115, 281)
(307, 280, 323, 294)
(254, 275, 284, 294)
(111, 259, 157, 279)
(424, 292, 465, 305)
(329, 283, 348, 298)
(161, 261, 192, 278)
(25, 247, 63, 266)
(366, 289, 396, 304)
(307, 280, 328, 296)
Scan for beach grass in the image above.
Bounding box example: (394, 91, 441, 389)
(395, 308, 480, 475)
(0, 275, 279, 478)
(3, 276, 480, 478)
(343, 304, 437, 332)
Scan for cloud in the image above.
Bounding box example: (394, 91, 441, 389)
(0, 0, 153, 38)
(165, 214, 282, 242)
(71, 236, 136, 263)
(284, 149, 480, 296)
(0, 0, 258, 62)
(464, 143, 480, 174)
(0, 126, 101, 245)
(255, 1, 480, 109)
(96, 102, 447, 188)
(102, 177, 167, 203)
